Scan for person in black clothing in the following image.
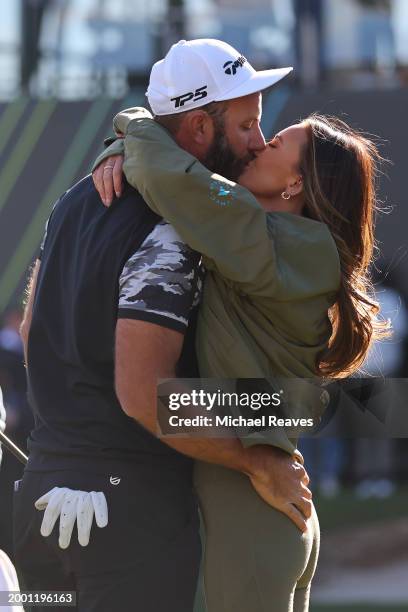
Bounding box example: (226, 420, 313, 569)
(15, 177, 205, 612)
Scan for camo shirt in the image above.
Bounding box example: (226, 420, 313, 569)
(40, 210, 203, 334)
(117, 220, 203, 333)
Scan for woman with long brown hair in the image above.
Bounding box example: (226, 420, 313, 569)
(299, 115, 387, 378)
(96, 108, 389, 611)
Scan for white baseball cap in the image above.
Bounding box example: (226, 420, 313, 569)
(146, 38, 293, 116)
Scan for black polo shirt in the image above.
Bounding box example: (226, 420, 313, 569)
(26, 175, 202, 472)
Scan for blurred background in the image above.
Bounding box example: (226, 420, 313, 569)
(0, 1, 407, 610)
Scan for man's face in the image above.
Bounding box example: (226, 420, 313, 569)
(203, 92, 266, 182)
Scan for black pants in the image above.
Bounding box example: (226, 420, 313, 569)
(13, 463, 201, 612)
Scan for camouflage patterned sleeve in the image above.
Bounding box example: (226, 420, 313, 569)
(118, 220, 203, 333)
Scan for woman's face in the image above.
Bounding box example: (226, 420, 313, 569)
(238, 123, 309, 198)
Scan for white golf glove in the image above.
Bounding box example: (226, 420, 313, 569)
(34, 487, 108, 549)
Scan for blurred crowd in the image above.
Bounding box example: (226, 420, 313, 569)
(301, 273, 408, 499)
(2, 0, 408, 101)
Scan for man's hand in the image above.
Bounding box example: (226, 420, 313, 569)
(35, 487, 108, 549)
(92, 154, 124, 207)
(247, 445, 312, 533)
(115, 319, 312, 532)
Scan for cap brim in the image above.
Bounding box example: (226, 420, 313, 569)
(214, 67, 293, 102)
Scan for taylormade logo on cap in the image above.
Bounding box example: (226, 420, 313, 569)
(223, 56, 246, 75)
(146, 39, 293, 116)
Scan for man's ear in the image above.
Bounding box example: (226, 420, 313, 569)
(185, 110, 215, 146)
(287, 175, 303, 197)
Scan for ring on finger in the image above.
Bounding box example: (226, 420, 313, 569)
(103, 165, 115, 171)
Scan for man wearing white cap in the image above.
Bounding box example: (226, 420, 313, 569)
(146, 38, 291, 116)
(16, 39, 309, 611)
(96, 38, 293, 196)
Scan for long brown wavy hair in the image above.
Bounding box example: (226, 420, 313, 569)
(299, 114, 391, 378)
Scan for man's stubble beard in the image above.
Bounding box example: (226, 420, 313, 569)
(202, 120, 255, 183)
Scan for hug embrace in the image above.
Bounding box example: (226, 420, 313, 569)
(14, 39, 388, 612)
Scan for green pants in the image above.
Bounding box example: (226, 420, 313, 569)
(193, 461, 320, 612)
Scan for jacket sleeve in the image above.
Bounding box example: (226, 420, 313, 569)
(92, 138, 125, 172)
(91, 107, 153, 172)
(120, 113, 278, 297)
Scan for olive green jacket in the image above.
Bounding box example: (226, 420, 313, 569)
(93, 108, 341, 453)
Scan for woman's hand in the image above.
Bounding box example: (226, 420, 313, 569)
(92, 154, 124, 207)
(246, 444, 312, 533)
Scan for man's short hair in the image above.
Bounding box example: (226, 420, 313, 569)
(153, 100, 229, 136)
